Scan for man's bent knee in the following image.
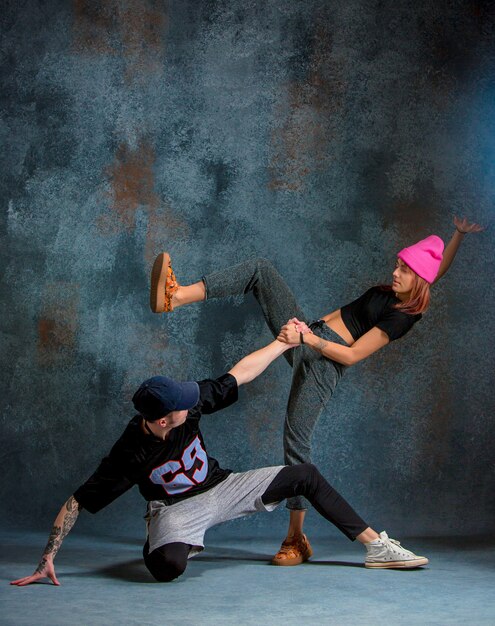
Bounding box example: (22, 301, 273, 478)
(144, 543, 188, 583)
(294, 462, 318, 478)
(146, 556, 187, 582)
(290, 463, 321, 494)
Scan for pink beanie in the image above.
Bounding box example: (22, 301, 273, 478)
(397, 235, 444, 283)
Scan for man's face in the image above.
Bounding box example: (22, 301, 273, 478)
(163, 409, 189, 430)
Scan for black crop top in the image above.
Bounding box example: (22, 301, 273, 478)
(340, 287, 421, 342)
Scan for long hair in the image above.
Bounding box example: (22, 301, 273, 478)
(381, 273, 431, 315)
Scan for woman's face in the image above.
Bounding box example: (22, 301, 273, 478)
(392, 258, 416, 296)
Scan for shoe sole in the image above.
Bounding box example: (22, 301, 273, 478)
(271, 546, 313, 567)
(150, 252, 170, 313)
(365, 557, 429, 569)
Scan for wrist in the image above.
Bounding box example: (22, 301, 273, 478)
(276, 340, 293, 352)
(303, 333, 317, 348)
(455, 227, 466, 235)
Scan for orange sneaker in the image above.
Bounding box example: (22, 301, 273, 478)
(271, 534, 313, 566)
(150, 252, 180, 313)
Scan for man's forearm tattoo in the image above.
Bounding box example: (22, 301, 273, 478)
(35, 496, 81, 573)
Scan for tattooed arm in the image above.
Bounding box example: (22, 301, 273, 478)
(10, 496, 82, 587)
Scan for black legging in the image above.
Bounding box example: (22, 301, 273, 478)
(144, 463, 369, 582)
(262, 464, 368, 539)
(143, 540, 191, 583)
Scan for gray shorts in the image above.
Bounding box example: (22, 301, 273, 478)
(146, 466, 284, 555)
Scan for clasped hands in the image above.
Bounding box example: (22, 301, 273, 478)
(277, 317, 313, 346)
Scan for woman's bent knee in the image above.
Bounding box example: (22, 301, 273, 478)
(256, 257, 276, 273)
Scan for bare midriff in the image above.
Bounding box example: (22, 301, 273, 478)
(320, 309, 355, 346)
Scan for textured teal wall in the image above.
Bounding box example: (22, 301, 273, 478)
(1, 0, 494, 538)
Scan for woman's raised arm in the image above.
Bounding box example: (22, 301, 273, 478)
(434, 216, 484, 283)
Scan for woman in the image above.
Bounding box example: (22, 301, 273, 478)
(149, 216, 483, 566)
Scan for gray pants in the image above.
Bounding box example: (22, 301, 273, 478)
(203, 258, 348, 510)
(146, 467, 284, 554)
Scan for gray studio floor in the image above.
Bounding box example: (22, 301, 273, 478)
(2, 530, 495, 626)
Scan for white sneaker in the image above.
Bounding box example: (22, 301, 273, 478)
(365, 531, 429, 569)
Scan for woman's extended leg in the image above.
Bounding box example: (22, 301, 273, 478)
(262, 464, 429, 569)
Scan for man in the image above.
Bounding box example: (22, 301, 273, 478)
(11, 339, 427, 586)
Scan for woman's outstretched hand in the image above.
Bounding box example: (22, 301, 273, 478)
(435, 216, 485, 282)
(287, 318, 313, 335)
(453, 216, 484, 234)
(278, 318, 314, 346)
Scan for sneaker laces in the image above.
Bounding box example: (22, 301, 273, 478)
(379, 532, 401, 548)
(382, 535, 413, 557)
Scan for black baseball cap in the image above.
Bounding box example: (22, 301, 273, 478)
(132, 376, 200, 421)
